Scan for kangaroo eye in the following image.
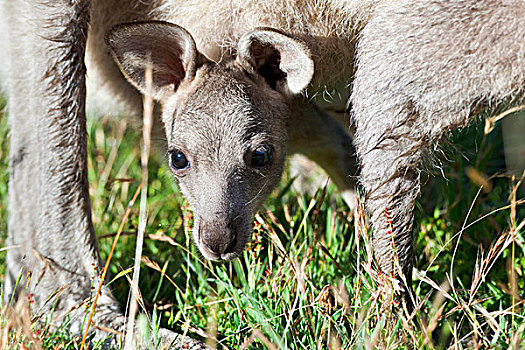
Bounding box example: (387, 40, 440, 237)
(247, 145, 273, 168)
(169, 150, 189, 170)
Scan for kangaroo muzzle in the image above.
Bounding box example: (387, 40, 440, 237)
(197, 216, 242, 260)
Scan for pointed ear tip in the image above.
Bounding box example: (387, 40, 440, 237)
(238, 28, 315, 95)
(289, 79, 312, 94)
(104, 23, 128, 48)
(104, 21, 195, 45)
(104, 28, 114, 46)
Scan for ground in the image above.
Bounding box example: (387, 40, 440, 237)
(0, 99, 524, 349)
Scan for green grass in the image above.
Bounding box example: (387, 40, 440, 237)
(1, 105, 524, 349)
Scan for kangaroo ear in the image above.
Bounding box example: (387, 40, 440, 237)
(106, 21, 208, 100)
(237, 28, 314, 95)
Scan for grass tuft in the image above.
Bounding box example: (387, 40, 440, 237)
(1, 104, 524, 349)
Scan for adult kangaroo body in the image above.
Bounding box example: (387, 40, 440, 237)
(2, 0, 524, 347)
(351, 0, 525, 280)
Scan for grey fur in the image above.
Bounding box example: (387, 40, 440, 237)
(351, 0, 525, 282)
(1, 0, 357, 346)
(104, 21, 356, 261)
(2, 0, 524, 347)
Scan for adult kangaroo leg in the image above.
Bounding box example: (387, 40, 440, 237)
(4, 1, 209, 348)
(4, 0, 111, 327)
(352, 0, 525, 291)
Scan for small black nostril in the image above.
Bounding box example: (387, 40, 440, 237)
(199, 220, 239, 258)
(224, 233, 237, 254)
(202, 235, 222, 256)
(201, 231, 236, 256)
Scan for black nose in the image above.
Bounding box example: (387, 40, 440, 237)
(200, 221, 237, 257)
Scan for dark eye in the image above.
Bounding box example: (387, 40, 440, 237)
(248, 145, 273, 168)
(169, 150, 189, 170)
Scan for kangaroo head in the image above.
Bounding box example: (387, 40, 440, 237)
(106, 21, 313, 260)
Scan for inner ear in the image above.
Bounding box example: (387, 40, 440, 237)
(105, 21, 210, 100)
(237, 28, 314, 95)
(247, 42, 287, 90)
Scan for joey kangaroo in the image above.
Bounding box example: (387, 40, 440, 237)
(103, 22, 359, 261)
(2, 0, 524, 347)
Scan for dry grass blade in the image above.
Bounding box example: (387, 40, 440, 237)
(141, 255, 184, 296)
(240, 329, 278, 350)
(449, 187, 482, 301)
(124, 58, 154, 349)
(80, 182, 143, 350)
(484, 104, 525, 134)
(511, 323, 525, 348)
(464, 166, 492, 193)
(509, 177, 519, 333)
(1, 297, 43, 350)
